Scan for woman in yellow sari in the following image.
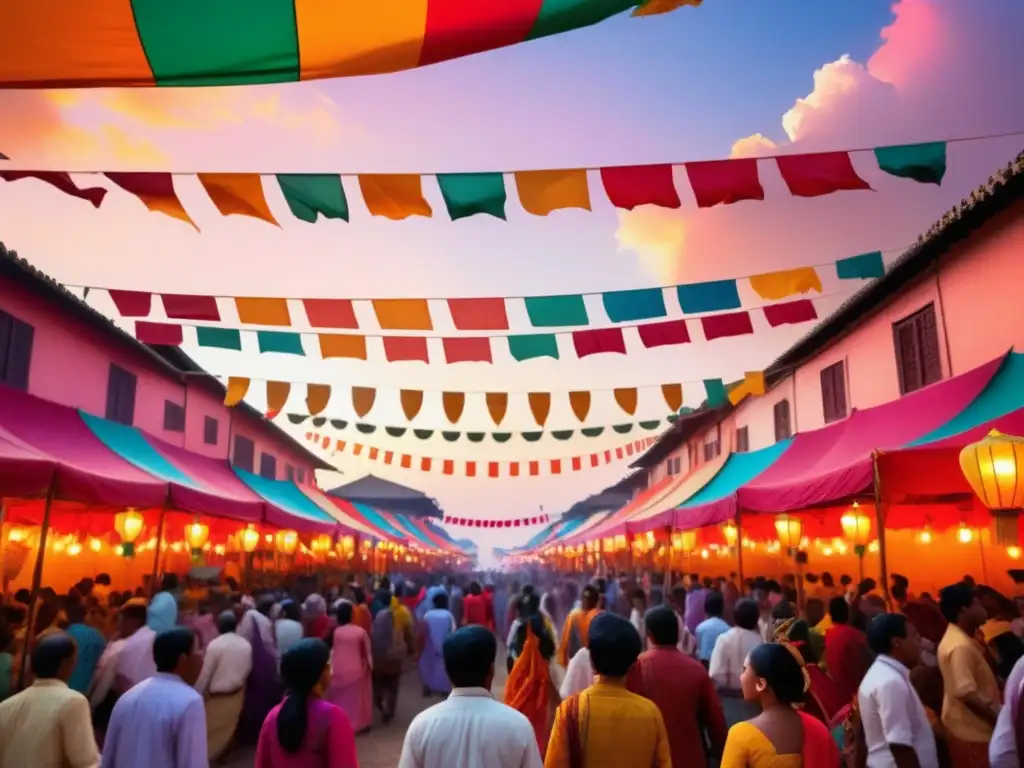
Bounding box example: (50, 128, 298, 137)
(506, 600, 559, 758)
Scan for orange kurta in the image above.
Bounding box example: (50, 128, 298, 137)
(505, 629, 553, 756)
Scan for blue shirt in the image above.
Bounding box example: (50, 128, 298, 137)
(695, 616, 730, 661)
(65, 623, 106, 693)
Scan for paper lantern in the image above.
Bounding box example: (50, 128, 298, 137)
(341, 535, 355, 554)
(774, 514, 802, 551)
(840, 502, 872, 547)
(276, 529, 299, 555)
(185, 520, 210, 559)
(722, 521, 738, 547)
(241, 525, 260, 553)
(311, 534, 332, 552)
(960, 429, 1024, 544)
(114, 509, 145, 557)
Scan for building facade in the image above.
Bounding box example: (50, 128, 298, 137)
(0, 244, 330, 483)
(637, 153, 1024, 484)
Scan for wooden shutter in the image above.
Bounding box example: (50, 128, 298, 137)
(286, 465, 295, 481)
(736, 426, 749, 453)
(918, 305, 942, 386)
(233, 435, 255, 472)
(297, 467, 306, 483)
(820, 362, 847, 423)
(106, 364, 136, 425)
(774, 399, 792, 442)
(203, 416, 219, 445)
(259, 453, 277, 479)
(0, 311, 11, 385)
(6, 317, 33, 391)
(163, 401, 185, 432)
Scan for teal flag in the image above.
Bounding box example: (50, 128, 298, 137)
(677, 280, 741, 314)
(196, 326, 242, 351)
(277, 174, 349, 222)
(257, 330, 304, 355)
(524, 294, 588, 327)
(836, 251, 885, 280)
(874, 142, 947, 185)
(436, 173, 507, 221)
(602, 287, 667, 322)
(704, 378, 728, 407)
(508, 333, 560, 361)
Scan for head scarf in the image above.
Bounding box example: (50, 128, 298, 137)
(147, 591, 178, 633)
(773, 617, 813, 695)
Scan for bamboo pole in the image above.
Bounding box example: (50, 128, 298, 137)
(149, 506, 167, 597)
(735, 513, 746, 587)
(18, 487, 55, 690)
(872, 452, 892, 608)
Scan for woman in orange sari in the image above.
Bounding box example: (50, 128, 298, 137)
(721, 643, 841, 768)
(505, 600, 558, 757)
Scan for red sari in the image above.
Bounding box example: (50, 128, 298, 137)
(799, 710, 842, 767)
(504, 628, 553, 757)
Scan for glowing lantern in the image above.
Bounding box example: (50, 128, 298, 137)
(916, 528, 933, 545)
(67, 541, 82, 557)
(312, 534, 332, 553)
(959, 430, 1024, 544)
(957, 525, 975, 544)
(89, 537, 102, 553)
(722, 521, 738, 548)
(276, 529, 299, 555)
(241, 525, 260, 553)
(774, 514, 803, 553)
(114, 509, 144, 557)
(6, 526, 27, 544)
(1008, 546, 1022, 560)
(185, 520, 210, 559)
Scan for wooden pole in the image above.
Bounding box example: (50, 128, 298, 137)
(149, 506, 167, 597)
(735, 513, 746, 588)
(872, 452, 892, 608)
(18, 487, 55, 689)
(0, 499, 7, 594)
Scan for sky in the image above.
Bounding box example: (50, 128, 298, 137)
(1, 0, 1022, 555)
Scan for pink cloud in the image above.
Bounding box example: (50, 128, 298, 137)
(619, 0, 1024, 285)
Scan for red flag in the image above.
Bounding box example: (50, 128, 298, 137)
(509, 462, 520, 477)
(383, 336, 429, 363)
(421, 457, 433, 472)
(776, 152, 871, 197)
(465, 461, 477, 478)
(550, 459, 562, 474)
(106, 172, 196, 228)
(763, 299, 818, 327)
(572, 327, 626, 358)
(701, 311, 754, 341)
(135, 321, 183, 346)
(529, 461, 540, 476)
(162, 294, 220, 322)
(637, 319, 690, 349)
(600, 164, 680, 210)
(109, 290, 153, 317)
(685, 159, 764, 207)
(442, 337, 493, 364)
(1, 171, 106, 208)
(488, 462, 500, 478)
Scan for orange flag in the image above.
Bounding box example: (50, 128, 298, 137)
(358, 174, 432, 220)
(319, 334, 368, 360)
(514, 169, 591, 216)
(198, 173, 279, 226)
(486, 392, 508, 426)
(306, 384, 331, 416)
(223, 377, 250, 406)
(235, 297, 292, 326)
(749, 267, 822, 301)
(442, 392, 465, 424)
(614, 388, 638, 416)
(372, 298, 433, 330)
(400, 390, 424, 421)
(568, 391, 591, 422)
(528, 392, 551, 426)
(633, 0, 703, 16)
(662, 383, 683, 412)
(352, 387, 376, 418)
(265, 381, 290, 418)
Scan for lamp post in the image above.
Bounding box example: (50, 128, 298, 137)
(960, 429, 1024, 544)
(840, 501, 873, 582)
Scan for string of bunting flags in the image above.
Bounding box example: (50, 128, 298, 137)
(442, 515, 550, 529)
(0, 1, 696, 90)
(3, 135, 1006, 228)
(308, 432, 659, 479)
(88, 246, 888, 331)
(227, 373, 767, 422)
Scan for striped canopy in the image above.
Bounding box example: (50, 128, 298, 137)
(0, 1, 697, 89)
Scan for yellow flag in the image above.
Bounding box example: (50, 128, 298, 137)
(749, 267, 822, 301)
(514, 169, 591, 216)
(223, 377, 250, 406)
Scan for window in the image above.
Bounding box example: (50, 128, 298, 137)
(703, 427, 721, 462)
(820, 361, 848, 424)
(666, 455, 682, 476)
(736, 426, 750, 453)
(203, 416, 218, 445)
(105, 364, 137, 425)
(233, 435, 255, 472)
(297, 467, 306, 483)
(286, 465, 295, 481)
(894, 303, 942, 395)
(163, 400, 185, 432)
(259, 453, 277, 480)
(774, 399, 792, 442)
(0, 310, 34, 391)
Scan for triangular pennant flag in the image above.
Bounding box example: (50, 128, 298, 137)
(568, 391, 591, 422)
(528, 392, 552, 427)
(306, 384, 331, 416)
(614, 388, 638, 416)
(704, 379, 728, 408)
(442, 392, 466, 424)
(486, 392, 508, 426)
(661, 383, 683, 412)
(265, 381, 290, 419)
(400, 390, 424, 421)
(197, 173, 279, 225)
(223, 377, 250, 407)
(352, 387, 376, 418)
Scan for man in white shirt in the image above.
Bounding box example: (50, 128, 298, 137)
(88, 601, 147, 710)
(708, 598, 763, 727)
(990, 651, 1024, 768)
(195, 611, 253, 761)
(858, 613, 938, 768)
(560, 646, 594, 698)
(398, 625, 543, 768)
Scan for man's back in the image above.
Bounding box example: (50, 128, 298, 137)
(547, 680, 671, 768)
(629, 647, 727, 766)
(102, 673, 207, 768)
(0, 679, 99, 768)
(398, 687, 542, 768)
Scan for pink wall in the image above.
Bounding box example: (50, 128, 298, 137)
(0, 275, 318, 481)
(652, 199, 1024, 478)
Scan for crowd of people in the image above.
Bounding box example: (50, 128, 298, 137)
(0, 566, 1021, 767)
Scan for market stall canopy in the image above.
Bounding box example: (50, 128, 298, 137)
(232, 468, 340, 534)
(736, 353, 1004, 513)
(560, 471, 649, 520)
(326, 474, 442, 518)
(299, 487, 398, 541)
(561, 476, 676, 546)
(626, 450, 731, 534)
(0, 423, 58, 498)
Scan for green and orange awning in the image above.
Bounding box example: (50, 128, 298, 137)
(0, 1, 699, 89)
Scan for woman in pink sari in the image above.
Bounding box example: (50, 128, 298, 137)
(721, 643, 841, 768)
(325, 601, 373, 734)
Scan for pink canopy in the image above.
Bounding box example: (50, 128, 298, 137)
(737, 354, 1004, 513)
(0, 425, 57, 499)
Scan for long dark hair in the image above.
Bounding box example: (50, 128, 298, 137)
(277, 639, 330, 754)
(514, 594, 554, 660)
